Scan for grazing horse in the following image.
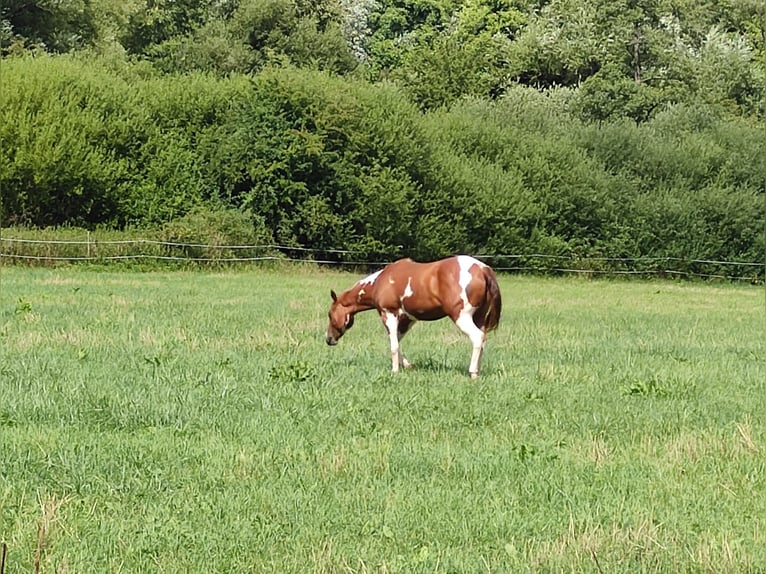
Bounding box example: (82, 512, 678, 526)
(325, 255, 502, 378)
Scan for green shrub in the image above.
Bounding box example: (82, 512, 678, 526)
(0, 55, 136, 226)
(160, 209, 274, 260)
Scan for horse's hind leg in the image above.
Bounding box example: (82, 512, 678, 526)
(454, 311, 486, 379)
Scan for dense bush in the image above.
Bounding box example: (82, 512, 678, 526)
(0, 54, 763, 279)
(160, 208, 274, 260)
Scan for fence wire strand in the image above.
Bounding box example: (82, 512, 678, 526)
(0, 236, 763, 281)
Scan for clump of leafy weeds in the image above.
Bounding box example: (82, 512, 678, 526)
(269, 360, 317, 384)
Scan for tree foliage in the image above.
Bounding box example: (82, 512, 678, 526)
(1, 0, 100, 52)
(3, 0, 763, 113)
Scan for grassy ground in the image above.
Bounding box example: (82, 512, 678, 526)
(0, 266, 764, 573)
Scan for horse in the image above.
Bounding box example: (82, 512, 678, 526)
(325, 255, 502, 378)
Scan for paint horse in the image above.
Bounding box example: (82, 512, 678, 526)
(326, 256, 502, 378)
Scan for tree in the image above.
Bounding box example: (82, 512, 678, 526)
(118, 0, 210, 55)
(1, 0, 99, 53)
(140, 0, 357, 75)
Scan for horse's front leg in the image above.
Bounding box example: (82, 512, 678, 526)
(381, 311, 401, 372)
(397, 316, 415, 369)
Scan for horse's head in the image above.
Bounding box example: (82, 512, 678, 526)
(325, 289, 355, 345)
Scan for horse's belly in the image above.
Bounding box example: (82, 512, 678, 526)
(403, 307, 446, 321)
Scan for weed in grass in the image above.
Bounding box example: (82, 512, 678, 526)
(626, 377, 670, 397)
(13, 298, 32, 315)
(0, 409, 17, 428)
(269, 360, 317, 385)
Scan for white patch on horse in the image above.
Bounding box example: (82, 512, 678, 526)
(457, 255, 485, 270)
(399, 277, 416, 318)
(456, 256, 479, 311)
(359, 269, 382, 286)
(402, 278, 414, 299)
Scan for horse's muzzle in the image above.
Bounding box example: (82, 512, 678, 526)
(325, 335, 338, 346)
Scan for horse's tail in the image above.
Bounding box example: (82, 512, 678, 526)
(482, 265, 502, 332)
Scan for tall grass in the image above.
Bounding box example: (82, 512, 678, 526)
(1, 267, 764, 572)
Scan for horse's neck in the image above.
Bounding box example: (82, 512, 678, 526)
(342, 284, 376, 313)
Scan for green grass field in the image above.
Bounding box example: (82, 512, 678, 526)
(1, 266, 764, 573)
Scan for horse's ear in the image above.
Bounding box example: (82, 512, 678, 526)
(330, 290, 338, 302)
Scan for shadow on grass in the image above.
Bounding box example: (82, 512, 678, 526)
(331, 355, 476, 381)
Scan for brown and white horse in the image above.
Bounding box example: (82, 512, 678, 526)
(326, 256, 502, 378)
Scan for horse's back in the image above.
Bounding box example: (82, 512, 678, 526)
(388, 256, 483, 290)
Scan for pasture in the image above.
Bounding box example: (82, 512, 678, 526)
(0, 266, 764, 573)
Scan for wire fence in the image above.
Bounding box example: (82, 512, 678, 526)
(0, 235, 763, 282)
